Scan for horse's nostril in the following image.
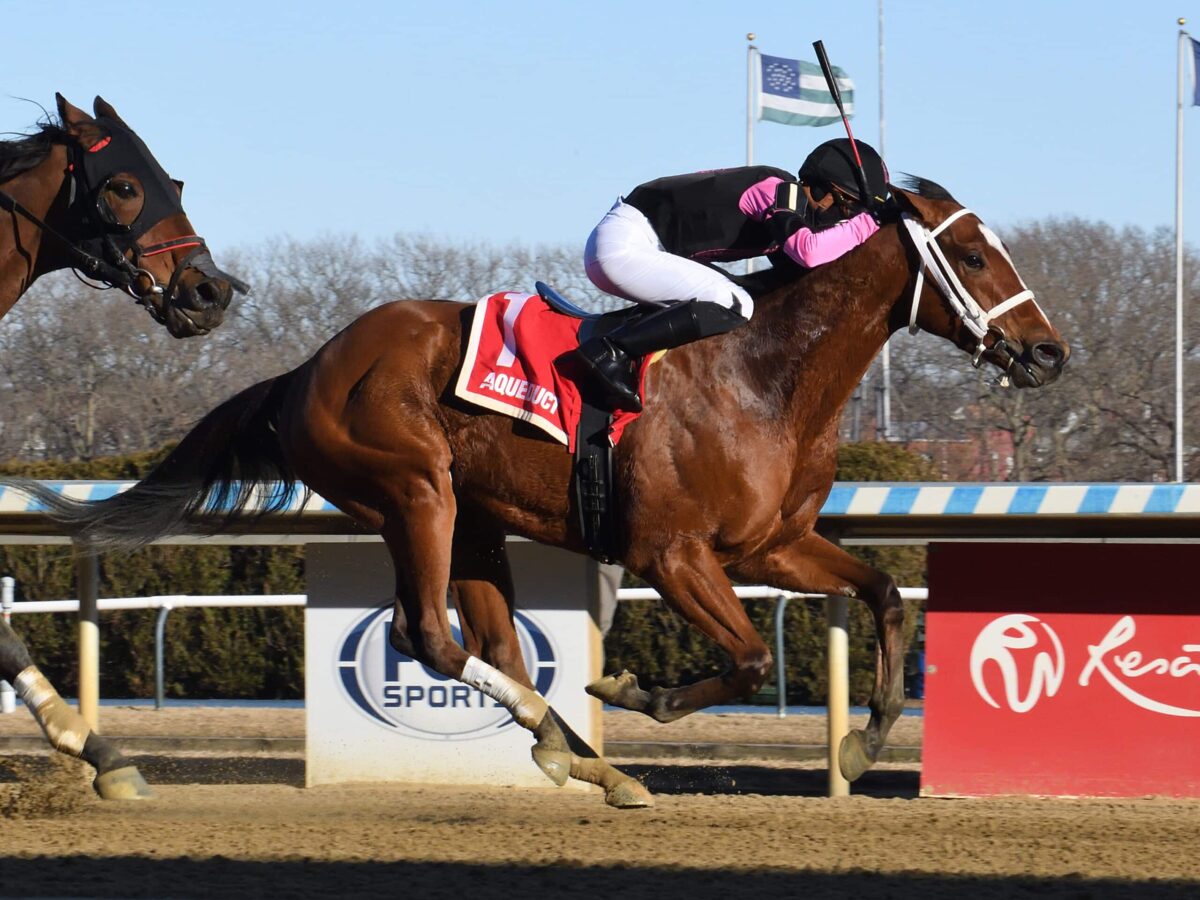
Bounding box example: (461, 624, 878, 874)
(196, 279, 221, 305)
(1032, 342, 1065, 369)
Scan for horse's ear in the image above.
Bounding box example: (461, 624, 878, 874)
(92, 96, 129, 128)
(56, 93, 106, 147)
(890, 186, 942, 225)
(56, 93, 90, 128)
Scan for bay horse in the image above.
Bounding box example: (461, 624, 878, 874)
(0, 94, 247, 799)
(14, 179, 1068, 807)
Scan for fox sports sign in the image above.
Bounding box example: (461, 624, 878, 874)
(336, 606, 560, 740)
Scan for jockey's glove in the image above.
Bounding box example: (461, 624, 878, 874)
(767, 209, 806, 244)
(868, 196, 898, 226)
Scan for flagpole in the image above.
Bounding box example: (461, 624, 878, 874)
(877, 0, 892, 441)
(1176, 20, 1187, 482)
(747, 34, 757, 166)
(747, 33, 758, 274)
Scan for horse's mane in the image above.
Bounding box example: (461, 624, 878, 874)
(896, 174, 957, 203)
(0, 123, 67, 185)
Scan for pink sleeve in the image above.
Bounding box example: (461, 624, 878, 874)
(738, 176, 785, 220)
(783, 212, 880, 267)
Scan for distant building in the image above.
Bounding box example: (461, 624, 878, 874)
(904, 430, 1016, 481)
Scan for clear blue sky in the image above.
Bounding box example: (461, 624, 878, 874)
(6, 1, 1197, 258)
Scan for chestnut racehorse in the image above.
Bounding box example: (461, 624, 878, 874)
(15, 180, 1068, 807)
(0, 94, 247, 799)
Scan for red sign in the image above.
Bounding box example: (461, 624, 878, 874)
(923, 542, 1200, 797)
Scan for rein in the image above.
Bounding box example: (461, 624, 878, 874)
(901, 209, 1040, 371)
(0, 187, 128, 284)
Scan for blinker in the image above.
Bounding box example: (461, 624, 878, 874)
(75, 116, 187, 246)
(94, 178, 136, 234)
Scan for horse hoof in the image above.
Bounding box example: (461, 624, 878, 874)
(586, 670, 636, 700)
(838, 729, 875, 782)
(530, 746, 571, 787)
(585, 670, 645, 710)
(93, 765, 153, 800)
(604, 778, 654, 809)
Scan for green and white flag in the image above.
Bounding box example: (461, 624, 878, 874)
(759, 53, 853, 126)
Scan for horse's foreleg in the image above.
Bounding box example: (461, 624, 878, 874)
(449, 522, 651, 809)
(587, 541, 772, 722)
(731, 533, 907, 781)
(0, 619, 151, 799)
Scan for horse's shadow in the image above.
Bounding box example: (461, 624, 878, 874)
(4, 755, 919, 798)
(617, 762, 919, 799)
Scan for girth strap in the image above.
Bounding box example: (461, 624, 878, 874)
(574, 400, 621, 564)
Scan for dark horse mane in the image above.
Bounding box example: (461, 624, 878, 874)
(0, 122, 67, 184)
(896, 174, 957, 203)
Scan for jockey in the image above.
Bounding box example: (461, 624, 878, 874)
(576, 137, 889, 412)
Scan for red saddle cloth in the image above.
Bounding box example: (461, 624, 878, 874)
(454, 291, 648, 451)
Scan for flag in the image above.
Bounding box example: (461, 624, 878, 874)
(1192, 37, 1200, 105)
(759, 53, 853, 127)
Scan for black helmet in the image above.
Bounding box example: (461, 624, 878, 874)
(798, 138, 888, 205)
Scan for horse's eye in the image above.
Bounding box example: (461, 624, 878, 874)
(963, 252, 985, 270)
(109, 181, 139, 200)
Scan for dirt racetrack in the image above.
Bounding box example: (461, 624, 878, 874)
(1, 708, 1198, 899)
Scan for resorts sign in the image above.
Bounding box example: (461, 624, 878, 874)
(923, 542, 1200, 799)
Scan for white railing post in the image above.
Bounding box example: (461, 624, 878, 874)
(74, 549, 100, 731)
(154, 603, 174, 710)
(773, 594, 790, 718)
(0, 575, 14, 714)
(826, 593, 850, 798)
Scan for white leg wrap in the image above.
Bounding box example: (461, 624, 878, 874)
(13, 666, 88, 757)
(461, 655, 548, 729)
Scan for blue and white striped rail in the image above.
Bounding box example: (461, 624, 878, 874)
(823, 482, 1200, 516)
(0, 481, 1198, 543)
(1, 481, 1198, 517)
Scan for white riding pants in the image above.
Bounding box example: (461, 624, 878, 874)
(584, 200, 755, 319)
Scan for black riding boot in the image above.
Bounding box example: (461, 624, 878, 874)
(574, 299, 747, 412)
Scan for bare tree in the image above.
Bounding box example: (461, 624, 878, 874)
(372, 233, 612, 310)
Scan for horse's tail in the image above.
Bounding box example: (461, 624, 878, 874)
(7, 371, 303, 552)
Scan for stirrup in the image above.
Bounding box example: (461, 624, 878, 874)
(581, 363, 642, 413)
(575, 341, 642, 412)
(594, 376, 642, 413)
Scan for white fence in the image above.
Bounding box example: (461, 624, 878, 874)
(0, 585, 926, 716)
(1, 592, 305, 711)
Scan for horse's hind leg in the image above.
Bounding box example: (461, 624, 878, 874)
(731, 533, 907, 782)
(449, 515, 652, 809)
(0, 619, 151, 799)
(376, 479, 619, 803)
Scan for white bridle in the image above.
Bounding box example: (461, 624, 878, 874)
(901, 209, 1041, 367)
